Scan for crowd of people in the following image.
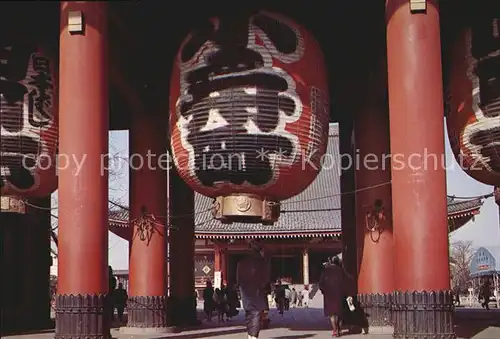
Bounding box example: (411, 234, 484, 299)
(453, 278, 498, 309)
(199, 241, 368, 339)
(201, 281, 240, 323)
(267, 281, 311, 312)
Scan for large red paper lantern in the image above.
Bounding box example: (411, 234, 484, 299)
(1, 43, 58, 198)
(446, 16, 500, 186)
(170, 11, 329, 222)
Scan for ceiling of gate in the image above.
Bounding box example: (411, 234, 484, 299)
(2, 0, 473, 130)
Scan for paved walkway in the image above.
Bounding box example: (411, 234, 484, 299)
(4, 307, 500, 339)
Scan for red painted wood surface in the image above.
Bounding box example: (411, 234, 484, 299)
(386, 0, 450, 291)
(57, 1, 109, 294)
(355, 90, 394, 295)
(128, 111, 167, 297)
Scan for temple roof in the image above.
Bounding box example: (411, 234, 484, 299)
(108, 124, 483, 239)
(446, 197, 483, 219)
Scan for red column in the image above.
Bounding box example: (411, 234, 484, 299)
(57, 2, 109, 338)
(214, 245, 221, 285)
(355, 88, 394, 327)
(386, 0, 453, 336)
(214, 244, 228, 286)
(168, 167, 197, 327)
(126, 111, 168, 329)
(221, 248, 228, 285)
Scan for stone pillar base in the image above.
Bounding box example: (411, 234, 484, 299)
(358, 293, 392, 327)
(127, 296, 167, 328)
(55, 294, 110, 339)
(392, 291, 455, 338)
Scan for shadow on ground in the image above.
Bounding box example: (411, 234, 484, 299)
(453, 318, 500, 339)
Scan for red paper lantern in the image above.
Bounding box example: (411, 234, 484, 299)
(170, 11, 329, 222)
(446, 17, 500, 186)
(0, 44, 58, 197)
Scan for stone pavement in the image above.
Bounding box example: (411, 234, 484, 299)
(4, 307, 500, 339)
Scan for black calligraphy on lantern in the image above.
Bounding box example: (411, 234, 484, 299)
(466, 16, 500, 174)
(0, 44, 52, 191)
(27, 55, 54, 127)
(176, 13, 304, 187)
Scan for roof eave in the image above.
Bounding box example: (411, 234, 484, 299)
(195, 231, 341, 239)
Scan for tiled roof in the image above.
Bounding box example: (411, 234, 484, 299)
(108, 124, 483, 238)
(446, 197, 483, 219)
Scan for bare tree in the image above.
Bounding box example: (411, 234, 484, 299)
(450, 240, 474, 292)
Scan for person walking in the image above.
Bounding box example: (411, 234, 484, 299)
(274, 280, 286, 315)
(113, 283, 128, 323)
(297, 289, 303, 307)
(290, 288, 298, 308)
(300, 285, 310, 308)
(319, 256, 351, 337)
(226, 283, 240, 320)
(237, 241, 271, 339)
(479, 279, 492, 310)
(202, 281, 215, 322)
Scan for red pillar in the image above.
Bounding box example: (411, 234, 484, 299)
(56, 2, 109, 338)
(168, 167, 198, 327)
(386, 0, 453, 336)
(214, 244, 228, 286)
(221, 248, 228, 286)
(126, 111, 168, 329)
(355, 88, 394, 328)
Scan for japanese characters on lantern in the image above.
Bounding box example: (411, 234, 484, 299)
(170, 11, 329, 221)
(446, 16, 500, 186)
(0, 44, 58, 197)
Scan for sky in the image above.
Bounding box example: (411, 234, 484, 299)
(51, 121, 500, 270)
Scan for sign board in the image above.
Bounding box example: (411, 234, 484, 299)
(478, 264, 490, 271)
(214, 271, 222, 289)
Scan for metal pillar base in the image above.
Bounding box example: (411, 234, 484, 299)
(358, 293, 392, 327)
(55, 294, 110, 339)
(392, 291, 455, 338)
(127, 296, 167, 328)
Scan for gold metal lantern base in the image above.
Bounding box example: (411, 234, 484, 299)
(212, 194, 280, 224)
(1, 196, 26, 214)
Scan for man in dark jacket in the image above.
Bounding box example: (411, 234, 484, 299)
(113, 283, 128, 323)
(319, 256, 351, 337)
(237, 240, 271, 339)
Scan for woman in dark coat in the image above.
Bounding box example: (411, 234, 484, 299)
(319, 257, 350, 337)
(202, 281, 215, 322)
